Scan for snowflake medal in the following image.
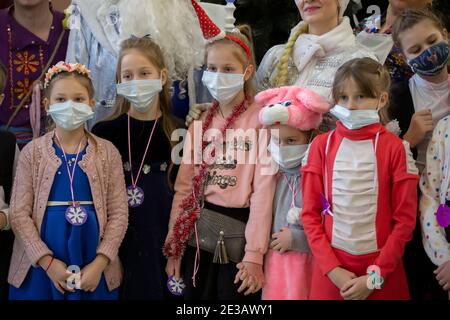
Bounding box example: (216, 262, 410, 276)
(167, 275, 186, 296)
(65, 204, 88, 226)
(127, 185, 145, 208)
(436, 204, 450, 228)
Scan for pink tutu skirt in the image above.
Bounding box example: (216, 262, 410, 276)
(262, 249, 314, 300)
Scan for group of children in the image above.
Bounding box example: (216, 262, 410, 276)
(0, 1, 449, 300)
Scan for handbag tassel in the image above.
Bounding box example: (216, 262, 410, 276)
(213, 231, 229, 264)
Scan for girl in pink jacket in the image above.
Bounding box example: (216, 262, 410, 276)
(164, 1, 276, 299)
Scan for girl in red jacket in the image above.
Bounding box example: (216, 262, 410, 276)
(301, 57, 419, 300)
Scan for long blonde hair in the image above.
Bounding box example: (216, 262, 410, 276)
(274, 24, 309, 87)
(110, 37, 177, 186)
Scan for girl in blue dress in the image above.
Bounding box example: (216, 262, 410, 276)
(8, 62, 128, 300)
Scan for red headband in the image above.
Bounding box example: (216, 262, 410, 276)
(225, 34, 252, 62)
(190, 0, 252, 62)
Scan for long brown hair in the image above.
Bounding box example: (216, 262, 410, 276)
(332, 58, 391, 102)
(205, 25, 256, 99)
(392, 8, 446, 50)
(110, 37, 177, 186)
(332, 58, 391, 124)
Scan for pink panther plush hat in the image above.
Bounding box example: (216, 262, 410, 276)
(256, 86, 331, 131)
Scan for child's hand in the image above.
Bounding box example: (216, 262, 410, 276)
(185, 103, 211, 126)
(39, 256, 73, 294)
(270, 227, 292, 253)
(234, 261, 265, 295)
(404, 109, 433, 148)
(340, 275, 374, 300)
(165, 256, 182, 281)
(327, 267, 357, 290)
(234, 262, 249, 289)
(80, 255, 109, 292)
(435, 260, 450, 291)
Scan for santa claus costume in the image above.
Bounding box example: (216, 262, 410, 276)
(301, 120, 419, 300)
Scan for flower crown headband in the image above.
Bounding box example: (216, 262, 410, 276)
(44, 61, 91, 88)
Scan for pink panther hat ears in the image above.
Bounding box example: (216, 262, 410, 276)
(256, 86, 331, 131)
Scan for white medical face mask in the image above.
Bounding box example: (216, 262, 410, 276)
(202, 70, 245, 105)
(117, 79, 162, 113)
(268, 138, 309, 169)
(330, 104, 380, 130)
(48, 100, 94, 131)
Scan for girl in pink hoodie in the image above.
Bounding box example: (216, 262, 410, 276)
(163, 1, 276, 299)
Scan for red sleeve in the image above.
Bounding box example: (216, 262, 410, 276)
(373, 141, 419, 280)
(301, 136, 342, 276)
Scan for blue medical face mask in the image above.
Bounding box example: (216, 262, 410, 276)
(117, 79, 162, 113)
(48, 100, 94, 131)
(407, 41, 450, 77)
(330, 104, 380, 130)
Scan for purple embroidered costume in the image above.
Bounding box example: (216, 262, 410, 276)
(0, 4, 68, 145)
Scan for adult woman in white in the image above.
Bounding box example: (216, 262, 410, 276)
(256, 0, 376, 95)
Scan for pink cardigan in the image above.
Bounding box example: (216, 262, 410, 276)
(169, 102, 276, 265)
(8, 131, 129, 291)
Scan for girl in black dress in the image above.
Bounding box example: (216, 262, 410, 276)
(93, 36, 181, 299)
